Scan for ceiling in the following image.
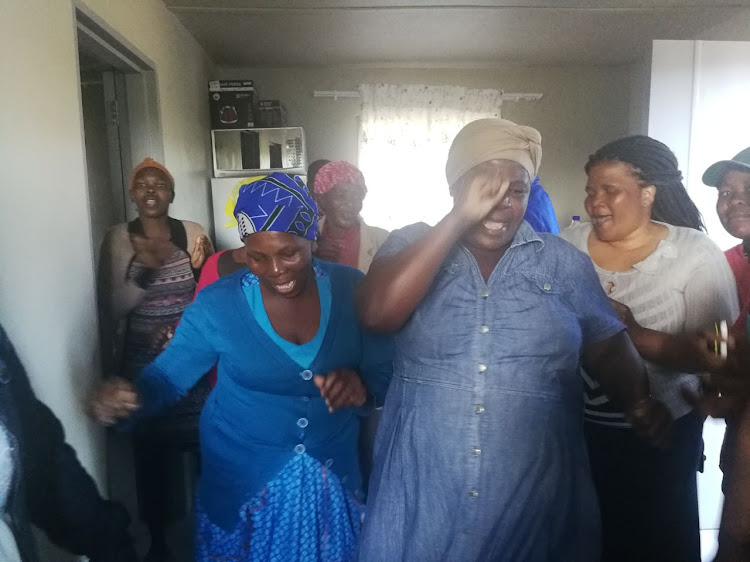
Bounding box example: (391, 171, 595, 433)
(164, 1, 750, 67)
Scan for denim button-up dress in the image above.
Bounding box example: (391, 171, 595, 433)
(358, 222, 625, 562)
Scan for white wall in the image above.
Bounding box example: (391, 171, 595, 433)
(649, 40, 750, 250)
(0, 0, 214, 542)
(627, 55, 651, 136)
(219, 65, 631, 228)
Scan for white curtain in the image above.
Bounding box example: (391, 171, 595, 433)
(358, 83, 502, 230)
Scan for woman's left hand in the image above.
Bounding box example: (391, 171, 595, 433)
(628, 397, 673, 447)
(150, 324, 175, 351)
(191, 235, 214, 269)
(313, 368, 368, 412)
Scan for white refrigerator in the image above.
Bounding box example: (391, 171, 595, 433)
(211, 175, 264, 250)
(210, 174, 308, 251)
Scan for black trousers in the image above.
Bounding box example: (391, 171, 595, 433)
(585, 412, 704, 562)
(134, 436, 201, 546)
(133, 379, 208, 544)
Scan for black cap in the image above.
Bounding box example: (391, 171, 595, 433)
(702, 147, 750, 187)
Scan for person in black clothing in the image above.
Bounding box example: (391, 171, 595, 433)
(0, 322, 138, 562)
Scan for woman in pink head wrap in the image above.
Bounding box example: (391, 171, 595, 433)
(312, 161, 389, 274)
(311, 161, 390, 492)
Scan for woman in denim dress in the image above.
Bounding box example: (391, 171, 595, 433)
(356, 119, 671, 562)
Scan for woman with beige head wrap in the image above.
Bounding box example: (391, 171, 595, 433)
(356, 118, 671, 561)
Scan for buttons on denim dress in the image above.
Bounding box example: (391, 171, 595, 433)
(471, 448, 482, 457)
(300, 369, 313, 381)
(475, 405, 485, 414)
(294, 444, 306, 454)
(297, 418, 309, 429)
(468, 490, 479, 498)
(543, 283, 552, 291)
(479, 325, 489, 334)
(477, 363, 487, 373)
(480, 289, 490, 298)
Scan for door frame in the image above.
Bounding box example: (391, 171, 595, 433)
(75, 3, 164, 220)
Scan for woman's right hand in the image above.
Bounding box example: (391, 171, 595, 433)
(449, 168, 510, 228)
(314, 236, 342, 263)
(89, 377, 140, 426)
(130, 234, 175, 269)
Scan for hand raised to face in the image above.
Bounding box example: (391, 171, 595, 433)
(451, 167, 510, 229)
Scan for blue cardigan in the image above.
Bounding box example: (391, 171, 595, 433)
(135, 260, 393, 530)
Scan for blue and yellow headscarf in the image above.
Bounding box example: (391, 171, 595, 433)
(233, 172, 318, 242)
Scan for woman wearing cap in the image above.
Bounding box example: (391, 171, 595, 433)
(701, 147, 750, 561)
(92, 172, 392, 562)
(312, 161, 389, 274)
(355, 119, 670, 561)
(98, 157, 214, 561)
(706, 147, 750, 337)
(561, 136, 739, 562)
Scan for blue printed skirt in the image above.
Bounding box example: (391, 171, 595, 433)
(195, 454, 364, 561)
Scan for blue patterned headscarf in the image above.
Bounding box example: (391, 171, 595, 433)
(233, 173, 318, 242)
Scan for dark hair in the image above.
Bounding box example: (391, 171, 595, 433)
(585, 135, 704, 231)
(307, 159, 332, 193)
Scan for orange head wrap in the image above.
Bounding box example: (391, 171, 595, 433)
(129, 157, 175, 190)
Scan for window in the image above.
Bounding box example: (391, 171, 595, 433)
(358, 83, 503, 230)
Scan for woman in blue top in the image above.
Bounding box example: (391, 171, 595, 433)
(355, 119, 671, 562)
(91, 172, 392, 562)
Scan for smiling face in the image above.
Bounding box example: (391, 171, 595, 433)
(130, 168, 173, 219)
(584, 161, 655, 243)
(716, 168, 750, 240)
(457, 159, 530, 254)
(243, 231, 314, 298)
(318, 182, 366, 230)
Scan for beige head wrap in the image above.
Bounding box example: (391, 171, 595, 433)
(445, 118, 542, 188)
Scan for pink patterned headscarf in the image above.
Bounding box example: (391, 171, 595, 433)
(312, 161, 366, 195)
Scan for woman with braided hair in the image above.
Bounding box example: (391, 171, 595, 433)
(562, 135, 739, 561)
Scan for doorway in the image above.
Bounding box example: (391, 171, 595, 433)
(76, 6, 164, 257)
(75, 5, 167, 556)
(79, 61, 129, 264)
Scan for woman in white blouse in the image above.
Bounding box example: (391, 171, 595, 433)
(561, 135, 739, 562)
